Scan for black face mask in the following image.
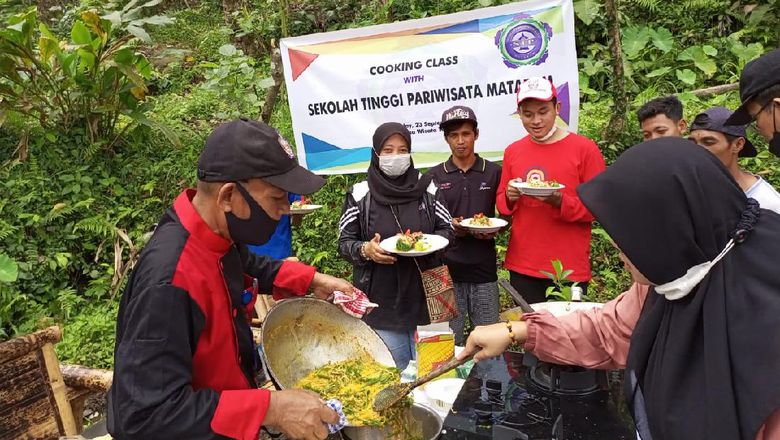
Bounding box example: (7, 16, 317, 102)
(225, 182, 279, 245)
(769, 105, 780, 157)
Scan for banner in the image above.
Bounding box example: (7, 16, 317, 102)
(280, 0, 579, 174)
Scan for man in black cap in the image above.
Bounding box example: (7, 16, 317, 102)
(689, 106, 780, 214)
(108, 119, 349, 440)
(726, 47, 780, 156)
(426, 105, 503, 345)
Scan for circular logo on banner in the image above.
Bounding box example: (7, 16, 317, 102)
(495, 17, 552, 68)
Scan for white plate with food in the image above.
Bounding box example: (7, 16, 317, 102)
(510, 180, 566, 197)
(289, 203, 323, 215)
(379, 231, 449, 257)
(460, 213, 508, 234)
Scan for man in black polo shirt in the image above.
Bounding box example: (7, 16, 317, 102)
(426, 105, 503, 345)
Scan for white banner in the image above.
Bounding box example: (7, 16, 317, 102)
(280, 0, 579, 174)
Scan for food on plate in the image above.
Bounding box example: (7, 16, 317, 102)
(525, 179, 561, 188)
(469, 213, 493, 227)
(295, 357, 422, 439)
(395, 230, 431, 252)
(290, 200, 305, 209)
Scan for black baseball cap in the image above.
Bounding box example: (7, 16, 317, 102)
(197, 118, 325, 195)
(690, 106, 756, 157)
(440, 105, 478, 130)
(726, 48, 780, 126)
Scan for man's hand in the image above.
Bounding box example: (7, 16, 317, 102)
(452, 217, 469, 237)
(506, 179, 522, 203)
(363, 233, 397, 265)
(264, 389, 338, 440)
(472, 231, 499, 240)
(531, 191, 563, 208)
(310, 272, 354, 300)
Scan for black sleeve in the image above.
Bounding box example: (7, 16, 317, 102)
(238, 244, 284, 293)
(108, 284, 225, 439)
(431, 190, 454, 240)
(338, 192, 369, 266)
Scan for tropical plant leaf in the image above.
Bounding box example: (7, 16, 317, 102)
(218, 44, 237, 57)
(649, 27, 673, 53)
(621, 26, 651, 59)
(71, 21, 92, 45)
(0, 254, 18, 283)
(126, 25, 150, 42)
(134, 15, 174, 26)
(646, 66, 671, 77)
(573, 0, 600, 26)
(678, 46, 716, 76)
(676, 68, 697, 85)
(102, 11, 122, 27)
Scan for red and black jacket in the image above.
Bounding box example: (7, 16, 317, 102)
(107, 189, 315, 440)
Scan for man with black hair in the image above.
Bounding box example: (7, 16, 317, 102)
(689, 106, 780, 214)
(637, 95, 687, 140)
(497, 77, 605, 304)
(427, 105, 502, 345)
(726, 48, 780, 157)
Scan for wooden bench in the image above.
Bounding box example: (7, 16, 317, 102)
(0, 326, 112, 440)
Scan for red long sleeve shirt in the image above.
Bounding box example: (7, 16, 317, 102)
(497, 133, 606, 282)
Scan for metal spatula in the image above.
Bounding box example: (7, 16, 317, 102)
(372, 354, 472, 412)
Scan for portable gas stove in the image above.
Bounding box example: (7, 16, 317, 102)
(439, 351, 635, 440)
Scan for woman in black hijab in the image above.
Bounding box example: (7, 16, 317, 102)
(338, 122, 453, 370)
(459, 138, 780, 439)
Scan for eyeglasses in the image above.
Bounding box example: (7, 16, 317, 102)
(748, 100, 774, 126)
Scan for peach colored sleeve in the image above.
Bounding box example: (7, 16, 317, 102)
(756, 409, 780, 440)
(522, 283, 650, 370)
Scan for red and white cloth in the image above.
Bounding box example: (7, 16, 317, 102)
(332, 289, 378, 319)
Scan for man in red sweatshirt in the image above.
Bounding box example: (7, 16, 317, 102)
(497, 77, 606, 304)
(108, 119, 348, 440)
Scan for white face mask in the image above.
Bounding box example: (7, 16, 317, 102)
(655, 239, 735, 300)
(378, 153, 411, 177)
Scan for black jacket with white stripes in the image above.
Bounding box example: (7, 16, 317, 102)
(337, 180, 454, 331)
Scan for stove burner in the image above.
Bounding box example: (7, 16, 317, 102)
(522, 353, 605, 396)
(440, 353, 635, 440)
(527, 363, 601, 396)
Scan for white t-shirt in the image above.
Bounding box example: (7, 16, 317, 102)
(745, 176, 780, 215)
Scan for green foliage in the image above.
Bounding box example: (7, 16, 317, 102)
(540, 259, 584, 302)
(198, 44, 273, 119)
(0, 253, 18, 282)
(0, 7, 176, 152)
(56, 301, 118, 369)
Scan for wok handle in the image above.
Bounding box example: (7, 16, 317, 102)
(498, 279, 536, 313)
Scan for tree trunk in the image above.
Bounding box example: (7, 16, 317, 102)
(601, 0, 628, 144)
(261, 48, 285, 123)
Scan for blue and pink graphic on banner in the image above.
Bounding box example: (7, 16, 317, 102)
(281, 0, 579, 174)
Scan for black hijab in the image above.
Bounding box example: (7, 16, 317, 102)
(367, 122, 432, 206)
(577, 138, 780, 440)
